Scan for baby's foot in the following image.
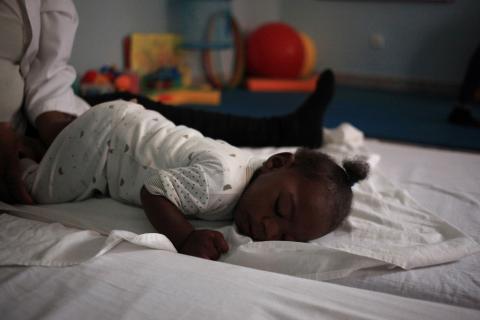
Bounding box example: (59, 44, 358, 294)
(294, 69, 335, 148)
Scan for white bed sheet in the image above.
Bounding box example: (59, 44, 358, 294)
(329, 139, 480, 309)
(1, 241, 478, 320)
(2, 136, 477, 279)
(1, 134, 479, 309)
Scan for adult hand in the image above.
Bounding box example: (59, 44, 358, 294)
(180, 229, 229, 260)
(36, 111, 76, 147)
(0, 123, 34, 204)
(18, 135, 46, 162)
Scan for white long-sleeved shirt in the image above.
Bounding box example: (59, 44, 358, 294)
(24, 100, 264, 221)
(0, 0, 89, 131)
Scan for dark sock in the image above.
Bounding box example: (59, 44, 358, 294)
(448, 106, 480, 128)
(290, 69, 335, 148)
(237, 69, 335, 147)
(297, 69, 335, 117)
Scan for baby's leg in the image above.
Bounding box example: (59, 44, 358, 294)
(26, 106, 116, 203)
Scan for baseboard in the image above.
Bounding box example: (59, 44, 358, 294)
(335, 72, 459, 96)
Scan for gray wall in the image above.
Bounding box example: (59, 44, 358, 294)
(71, 0, 479, 85)
(71, 0, 280, 78)
(279, 0, 479, 84)
(71, 0, 168, 74)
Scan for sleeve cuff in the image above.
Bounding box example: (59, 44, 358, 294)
(27, 92, 90, 127)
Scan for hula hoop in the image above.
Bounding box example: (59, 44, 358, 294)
(202, 12, 245, 89)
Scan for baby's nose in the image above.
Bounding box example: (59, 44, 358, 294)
(262, 218, 282, 240)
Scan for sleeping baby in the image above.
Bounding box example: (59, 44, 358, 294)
(20, 75, 369, 260)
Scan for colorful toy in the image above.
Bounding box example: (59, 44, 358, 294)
(299, 32, 317, 78)
(201, 12, 245, 89)
(152, 89, 221, 106)
(245, 23, 320, 92)
(81, 70, 98, 83)
(80, 65, 140, 96)
(114, 73, 140, 93)
(125, 33, 191, 88)
(80, 69, 114, 96)
(143, 67, 183, 90)
(246, 75, 318, 92)
(246, 23, 305, 79)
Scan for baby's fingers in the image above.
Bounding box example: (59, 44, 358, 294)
(212, 231, 229, 254)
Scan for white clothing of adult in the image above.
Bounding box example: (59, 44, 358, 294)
(0, 0, 89, 132)
(22, 100, 264, 221)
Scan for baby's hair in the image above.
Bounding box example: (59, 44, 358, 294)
(293, 148, 369, 234)
(342, 158, 370, 187)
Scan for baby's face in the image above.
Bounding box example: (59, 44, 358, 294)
(233, 153, 331, 242)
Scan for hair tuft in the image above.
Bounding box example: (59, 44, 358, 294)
(342, 158, 369, 186)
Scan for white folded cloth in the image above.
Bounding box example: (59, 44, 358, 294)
(324, 122, 365, 149)
(0, 214, 175, 267)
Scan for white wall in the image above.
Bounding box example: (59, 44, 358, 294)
(279, 0, 480, 85)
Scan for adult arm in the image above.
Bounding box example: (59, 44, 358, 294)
(23, 0, 89, 147)
(0, 113, 66, 204)
(0, 123, 34, 204)
(35, 111, 76, 147)
(140, 187, 229, 260)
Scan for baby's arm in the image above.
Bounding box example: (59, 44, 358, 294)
(140, 187, 229, 260)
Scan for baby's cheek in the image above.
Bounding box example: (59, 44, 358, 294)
(262, 218, 282, 241)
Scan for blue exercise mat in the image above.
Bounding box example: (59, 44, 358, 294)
(186, 87, 480, 151)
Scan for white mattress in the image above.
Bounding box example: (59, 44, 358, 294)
(1, 240, 478, 320)
(1, 135, 479, 314)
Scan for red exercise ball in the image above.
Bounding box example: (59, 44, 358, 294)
(246, 23, 305, 78)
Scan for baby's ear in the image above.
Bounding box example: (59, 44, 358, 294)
(262, 152, 294, 171)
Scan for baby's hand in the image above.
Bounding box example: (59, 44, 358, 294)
(180, 230, 229, 260)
